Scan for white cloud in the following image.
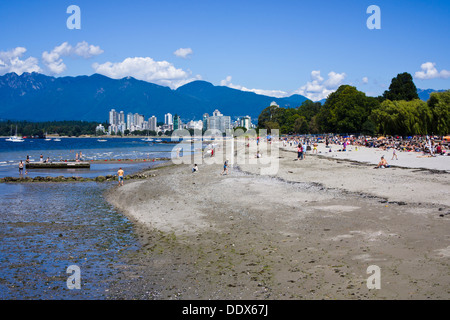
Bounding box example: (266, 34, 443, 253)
(0, 47, 42, 75)
(220, 75, 289, 98)
(92, 57, 201, 89)
(42, 41, 103, 74)
(73, 41, 104, 58)
(362, 77, 369, 84)
(174, 48, 193, 59)
(42, 42, 72, 74)
(293, 70, 346, 101)
(414, 62, 450, 80)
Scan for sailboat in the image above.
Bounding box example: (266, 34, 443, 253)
(5, 125, 24, 142)
(44, 132, 51, 141)
(141, 132, 153, 142)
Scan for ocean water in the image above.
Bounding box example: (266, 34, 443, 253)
(0, 138, 174, 299)
(0, 137, 176, 178)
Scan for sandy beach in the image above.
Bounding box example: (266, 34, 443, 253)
(105, 140, 449, 299)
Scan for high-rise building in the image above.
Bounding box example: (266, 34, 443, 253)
(165, 113, 173, 125)
(109, 109, 118, 126)
(149, 116, 157, 131)
(119, 111, 125, 124)
(202, 113, 209, 131)
(206, 109, 231, 133)
(127, 112, 134, 130)
(173, 114, 181, 130)
(239, 116, 251, 130)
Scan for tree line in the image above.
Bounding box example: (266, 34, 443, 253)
(0, 120, 108, 137)
(258, 72, 450, 136)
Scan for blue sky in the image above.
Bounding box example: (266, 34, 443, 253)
(0, 0, 449, 100)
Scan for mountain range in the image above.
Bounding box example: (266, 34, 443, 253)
(0, 72, 308, 123)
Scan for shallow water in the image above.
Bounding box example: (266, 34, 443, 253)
(0, 181, 140, 299)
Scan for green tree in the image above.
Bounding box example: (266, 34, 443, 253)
(382, 72, 419, 101)
(370, 99, 431, 136)
(257, 105, 284, 130)
(428, 90, 450, 135)
(317, 85, 379, 133)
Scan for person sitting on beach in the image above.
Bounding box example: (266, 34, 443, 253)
(436, 143, 446, 155)
(117, 168, 124, 186)
(192, 164, 198, 173)
(375, 156, 390, 169)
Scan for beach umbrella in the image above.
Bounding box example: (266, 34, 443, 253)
(377, 136, 385, 140)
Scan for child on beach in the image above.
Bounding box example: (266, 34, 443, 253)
(192, 164, 198, 173)
(392, 148, 398, 160)
(221, 160, 229, 175)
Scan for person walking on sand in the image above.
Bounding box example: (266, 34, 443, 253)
(297, 144, 302, 160)
(117, 167, 124, 186)
(221, 159, 229, 175)
(19, 160, 24, 175)
(391, 147, 398, 160)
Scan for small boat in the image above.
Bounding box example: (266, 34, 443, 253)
(141, 132, 153, 142)
(97, 139, 107, 142)
(155, 139, 162, 142)
(53, 138, 61, 141)
(5, 125, 24, 142)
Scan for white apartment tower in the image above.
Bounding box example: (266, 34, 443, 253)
(164, 113, 173, 125)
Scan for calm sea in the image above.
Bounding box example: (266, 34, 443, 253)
(0, 137, 176, 299)
(0, 137, 178, 178)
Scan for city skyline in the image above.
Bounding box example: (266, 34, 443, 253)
(0, 0, 448, 102)
(107, 107, 252, 135)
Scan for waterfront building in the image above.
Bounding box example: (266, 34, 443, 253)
(239, 116, 251, 130)
(206, 109, 231, 133)
(173, 114, 182, 130)
(149, 116, 157, 131)
(165, 113, 173, 125)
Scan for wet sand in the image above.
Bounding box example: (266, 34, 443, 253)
(104, 141, 450, 299)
